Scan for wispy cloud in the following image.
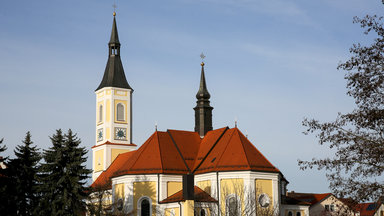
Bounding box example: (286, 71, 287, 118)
(183, 0, 314, 25)
(241, 42, 345, 74)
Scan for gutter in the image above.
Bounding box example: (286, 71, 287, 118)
(217, 171, 220, 216)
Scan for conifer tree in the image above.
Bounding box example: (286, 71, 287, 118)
(38, 129, 91, 216)
(0, 138, 17, 216)
(37, 129, 66, 215)
(9, 132, 41, 216)
(61, 129, 91, 215)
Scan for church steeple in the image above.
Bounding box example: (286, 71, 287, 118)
(93, 13, 136, 181)
(96, 13, 132, 91)
(194, 57, 213, 137)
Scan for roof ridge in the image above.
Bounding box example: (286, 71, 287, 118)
(238, 129, 279, 171)
(236, 129, 252, 169)
(128, 133, 155, 171)
(167, 130, 191, 173)
(192, 127, 229, 173)
(214, 128, 236, 170)
(156, 131, 164, 172)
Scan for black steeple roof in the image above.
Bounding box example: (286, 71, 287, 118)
(196, 62, 211, 100)
(109, 16, 120, 45)
(194, 62, 213, 137)
(96, 15, 132, 91)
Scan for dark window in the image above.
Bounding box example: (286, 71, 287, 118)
(288, 211, 293, 216)
(141, 199, 150, 216)
(201, 209, 206, 216)
(296, 212, 301, 216)
(330, 205, 335, 212)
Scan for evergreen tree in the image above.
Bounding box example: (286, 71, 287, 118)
(37, 129, 66, 215)
(61, 129, 91, 215)
(0, 138, 17, 216)
(9, 132, 41, 215)
(38, 129, 91, 216)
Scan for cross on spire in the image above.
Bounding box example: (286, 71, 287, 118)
(200, 52, 206, 61)
(113, 1, 117, 16)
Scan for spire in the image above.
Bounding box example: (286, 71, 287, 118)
(196, 62, 211, 100)
(194, 55, 213, 137)
(96, 13, 132, 91)
(109, 15, 120, 46)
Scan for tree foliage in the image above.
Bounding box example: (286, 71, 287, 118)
(0, 138, 17, 215)
(9, 132, 41, 216)
(38, 129, 91, 216)
(299, 15, 384, 201)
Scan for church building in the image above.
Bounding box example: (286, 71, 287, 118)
(90, 13, 309, 216)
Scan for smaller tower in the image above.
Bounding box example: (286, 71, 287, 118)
(194, 56, 213, 137)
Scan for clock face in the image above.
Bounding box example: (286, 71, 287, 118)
(115, 127, 127, 140)
(97, 128, 103, 142)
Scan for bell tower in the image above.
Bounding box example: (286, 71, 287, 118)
(194, 55, 213, 137)
(92, 13, 136, 181)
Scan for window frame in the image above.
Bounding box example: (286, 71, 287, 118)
(226, 194, 241, 216)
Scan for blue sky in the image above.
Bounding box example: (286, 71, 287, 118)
(0, 0, 383, 192)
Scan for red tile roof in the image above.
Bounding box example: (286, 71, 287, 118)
(159, 186, 217, 204)
(91, 150, 137, 189)
(92, 127, 280, 188)
(287, 192, 333, 205)
(355, 203, 378, 216)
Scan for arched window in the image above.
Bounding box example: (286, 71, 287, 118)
(137, 197, 151, 216)
(296, 212, 301, 216)
(99, 105, 103, 123)
(200, 209, 206, 216)
(141, 199, 149, 216)
(226, 195, 240, 216)
(288, 211, 293, 216)
(117, 103, 124, 121)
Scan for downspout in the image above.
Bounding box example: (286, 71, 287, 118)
(157, 174, 160, 204)
(178, 202, 182, 216)
(217, 171, 220, 216)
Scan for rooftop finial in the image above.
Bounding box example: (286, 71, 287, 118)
(235, 116, 238, 128)
(155, 121, 158, 131)
(200, 52, 206, 66)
